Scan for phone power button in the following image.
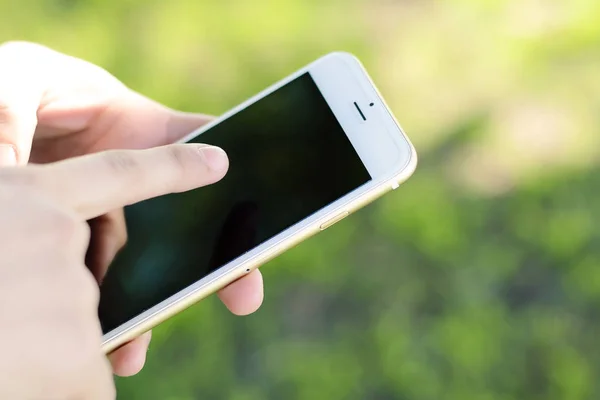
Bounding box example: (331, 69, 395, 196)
(319, 211, 350, 231)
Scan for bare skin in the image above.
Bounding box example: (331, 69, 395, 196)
(0, 41, 264, 377)
(0, 144, 234, 398)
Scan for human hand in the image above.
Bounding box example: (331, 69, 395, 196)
(0, 143, 229, 399)
(0, 41, 264, 376)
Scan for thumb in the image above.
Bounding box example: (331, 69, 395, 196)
(0, 42, 47, 166)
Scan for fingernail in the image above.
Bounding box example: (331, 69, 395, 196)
(0, 144, 16, 166)
(199, 146, 228, 171)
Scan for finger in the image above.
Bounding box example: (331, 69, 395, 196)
(0, 42, 214, 165)
(103, 97, 215, 147)
(218, 269, 264, 316)
(108, 331, 152, 377)
(85, 209, 127, 283)
(0, 42, 48, 165)
(27, 144, 229, 220)
(38, 90, 214, 157)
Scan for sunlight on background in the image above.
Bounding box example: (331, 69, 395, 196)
(2, 0, 599, 399)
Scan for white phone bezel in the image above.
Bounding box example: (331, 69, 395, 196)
(102, 52, 415, 346)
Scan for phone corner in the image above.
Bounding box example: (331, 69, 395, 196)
(392, 143, 418, 187)
(318, 51, 363, 67)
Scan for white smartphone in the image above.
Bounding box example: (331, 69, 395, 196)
(99, 52, 417, 353)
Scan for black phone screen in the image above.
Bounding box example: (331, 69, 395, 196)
(98, 72, 371, 333)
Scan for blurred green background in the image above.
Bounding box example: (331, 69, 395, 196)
(2, 0, 600, 399)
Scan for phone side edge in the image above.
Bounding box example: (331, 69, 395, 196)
(102, 52, 418, 353)
(101, 162, 415, 354)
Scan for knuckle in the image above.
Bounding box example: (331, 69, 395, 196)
(166, 145, 190, 172)
(103, 150, 140, 175)
(165, 145, 195, 181)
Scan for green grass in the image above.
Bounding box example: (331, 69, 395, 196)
(2, 1, 600, 398)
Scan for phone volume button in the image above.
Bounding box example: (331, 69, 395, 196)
(319, 211, 350, 231)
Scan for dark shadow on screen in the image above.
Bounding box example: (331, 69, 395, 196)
(207, 200, 260, 272)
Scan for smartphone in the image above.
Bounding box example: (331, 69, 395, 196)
(99, 52, 417, 353)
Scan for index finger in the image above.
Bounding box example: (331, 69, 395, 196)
(29, 144, 228, 219)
